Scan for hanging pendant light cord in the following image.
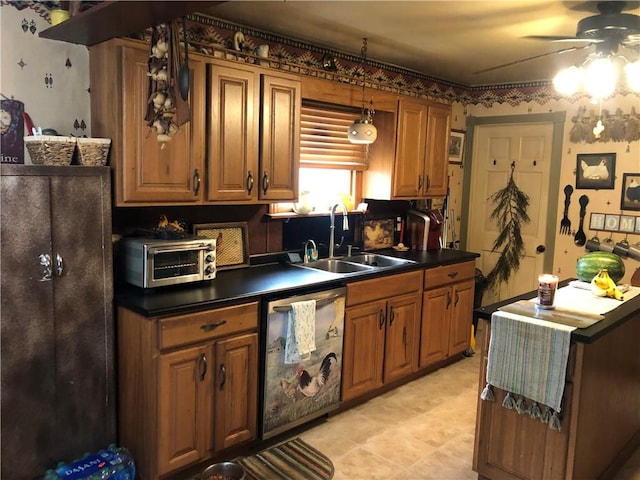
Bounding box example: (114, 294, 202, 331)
(360, 38, 368, 118)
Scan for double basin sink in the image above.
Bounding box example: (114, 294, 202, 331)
(294, 253, 415, 274)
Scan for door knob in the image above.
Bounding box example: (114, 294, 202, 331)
(536, 245, 546, 253)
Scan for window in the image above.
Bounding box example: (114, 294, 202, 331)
(271, 101, 365, 214)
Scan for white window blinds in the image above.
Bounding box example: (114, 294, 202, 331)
(300, 101, 368, 170)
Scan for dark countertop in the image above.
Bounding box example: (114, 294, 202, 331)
(116, 248, 480, 317)
(474, 279, 640, 344)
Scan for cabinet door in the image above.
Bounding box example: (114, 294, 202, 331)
(214, 333, 258, 450)
(121, 45, 204, 204)
(259, 73, 300, 201)
(1, 173, 56, 478)
(384, 293, 421, 383)
(448, 279, 474, 355)
(207, 63, 259, 202)
(342, 301, 386, 401)
(420, 286, 451, 367)
(1, 168, 114, 479)
(423, 103, 451, 197)
(158, 344, 213, 475)
(393, 99, 428, 198)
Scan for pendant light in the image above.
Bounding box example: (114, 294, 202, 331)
(347, 38, 377, 145)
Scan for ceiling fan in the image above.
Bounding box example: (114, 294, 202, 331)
(476, 1, 640, 75)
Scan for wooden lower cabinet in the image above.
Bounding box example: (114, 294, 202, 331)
(118, 303, 258, 480)
(420, 261, 475, 368)
(158, 345, 213, 475)
(342, 271, 422, 402)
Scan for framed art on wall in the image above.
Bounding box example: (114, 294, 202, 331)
(620, 173, 640, 211)
(575, 153, 615, 190)
(448, 130, 465, 165)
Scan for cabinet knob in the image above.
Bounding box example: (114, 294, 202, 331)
(378, 309, 385, 329)
(193, 169, 201, 195)
(262, 171, 269, 194)
(219, 363, 226, 390)
(199, 353, 207, 381)
(246, 171, 254, 194)
(39, 253, 52, 281)
(54, 253, 64, 277)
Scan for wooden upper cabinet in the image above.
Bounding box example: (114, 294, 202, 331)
(393, 99, 428, 198)
(90, 38, 205, 206)
(392, 98, 451, 199)
(206, 62, 300, 203)
(207, 62, 259, 202)
(423, 103, 451, 197)
(259, 73, 300, 201)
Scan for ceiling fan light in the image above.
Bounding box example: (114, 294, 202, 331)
(583, 58, 617, 98)
(625, 60, 640, 91)
(553, 66, 582, 95)
(347, 118, 378, 144)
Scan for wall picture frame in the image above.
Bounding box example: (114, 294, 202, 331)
(575, 153, 615, 190)
(448, 129, 465, 165)
(193, 222, 250, 270)
(620, 173, 640, 211)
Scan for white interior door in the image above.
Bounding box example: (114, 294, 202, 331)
(467, 123, 554, 304)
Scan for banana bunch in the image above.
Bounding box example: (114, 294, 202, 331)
(590, 269, 624, 300)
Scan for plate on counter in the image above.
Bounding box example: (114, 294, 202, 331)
(393, 245, 409, 251)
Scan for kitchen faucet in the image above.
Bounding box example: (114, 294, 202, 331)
(329, 202, 349, 258)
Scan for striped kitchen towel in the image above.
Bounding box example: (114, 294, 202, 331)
(484, 310, 575, 413)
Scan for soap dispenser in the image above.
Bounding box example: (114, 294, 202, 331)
(304, 239, 318, 263)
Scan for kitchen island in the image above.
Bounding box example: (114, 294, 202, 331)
(472, 281, 640, 480)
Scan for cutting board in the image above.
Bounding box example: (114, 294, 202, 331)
(498, 300, 604, 329)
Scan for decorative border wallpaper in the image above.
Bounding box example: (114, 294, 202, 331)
(185, 13, 640, 109)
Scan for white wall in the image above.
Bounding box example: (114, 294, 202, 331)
(0, 4, 89, 164)
(456, 94, 640, 284)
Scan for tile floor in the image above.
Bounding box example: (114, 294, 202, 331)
(295, 353, 640, 480)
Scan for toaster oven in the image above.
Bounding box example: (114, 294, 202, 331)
(121, 236, 216, 288)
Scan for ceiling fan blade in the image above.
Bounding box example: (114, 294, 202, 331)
(474, 45, 590, 75)
(525, 35, 602, 43)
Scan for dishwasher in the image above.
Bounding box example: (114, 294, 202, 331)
(260, 286, 345, 439)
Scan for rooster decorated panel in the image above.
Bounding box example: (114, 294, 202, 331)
(262, 288, 345, 439)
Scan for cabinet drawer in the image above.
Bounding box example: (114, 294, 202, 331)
(347, 271, 422, 307)
(424, 261, 475, 289)
(159, 302, 258, 350)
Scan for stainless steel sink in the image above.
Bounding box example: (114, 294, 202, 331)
(293, 253, 415, 275)
(295, 258, 376, 274)
(342, 253, 416, 268)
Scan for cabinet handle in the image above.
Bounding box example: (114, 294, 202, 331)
(447, 271, 459, 279)
(446, 291, 452, 309)
(403, 326, 407, 352)
(39, 253, 52, 281)
(378, 309, 385, 330)
(200, 320, 227, 332)
(219, 363, 226, 390)
(193, 169, 201, 195)
(389, 307, 395, 326)
(426, 175, 431, 190)
(262, 171, 269, 194)
(454, 291, 460, 306)
(199, 353, 207, 381)
(417, 175, 423, 190)
(246, 171, 254, 194)
(54, 253, 64, 277)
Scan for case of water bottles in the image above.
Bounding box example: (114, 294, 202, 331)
(43, 445, 135, 480)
